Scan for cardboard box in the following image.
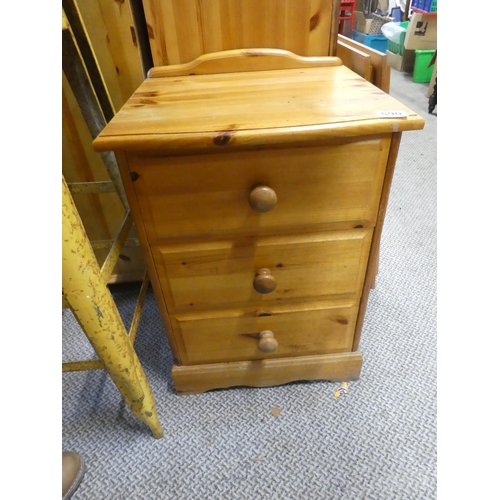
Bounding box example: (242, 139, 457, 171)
(404, 13, 437, 50)
(354, 11, 372, 34)
(386, 49, 416, 73)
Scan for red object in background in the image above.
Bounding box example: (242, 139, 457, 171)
(339, 0, 356, 36)
(412, 7, 437, 16)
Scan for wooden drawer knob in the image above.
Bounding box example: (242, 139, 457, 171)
(249, 185, 277, 213)
(258, 330, 278, 353)
(253, 268, 277, 294)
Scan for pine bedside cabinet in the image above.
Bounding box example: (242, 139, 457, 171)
(93, 49, 425, 395)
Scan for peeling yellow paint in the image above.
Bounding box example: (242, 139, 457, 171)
(62, 176, 163, 438)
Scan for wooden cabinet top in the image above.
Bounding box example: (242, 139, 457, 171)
(94, 51, 424, 154)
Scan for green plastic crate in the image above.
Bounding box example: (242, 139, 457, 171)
(387, 21, 408, 56)
(413, 49, 436, 83)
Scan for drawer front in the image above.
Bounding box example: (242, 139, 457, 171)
(153, 229, 372, 310)
(172, 300, 358, 365)
(127, 137, 390, 242)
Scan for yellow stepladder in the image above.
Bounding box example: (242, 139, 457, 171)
(62, 175, 163, 438)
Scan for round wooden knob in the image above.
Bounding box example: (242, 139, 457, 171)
(249, 185, 277, 213)
(258, 330, 278, 353)
(253, 268, 277, 294)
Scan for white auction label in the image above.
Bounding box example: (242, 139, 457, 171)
(376, 110, 409, 118)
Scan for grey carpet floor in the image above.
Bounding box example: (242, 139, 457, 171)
(62, 68, 437, 500)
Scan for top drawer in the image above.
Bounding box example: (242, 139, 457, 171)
(126, 136, 390, 242)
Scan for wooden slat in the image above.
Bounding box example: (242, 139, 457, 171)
(74, 0, 146, 110)
(62, 9, 106, 133)
(148, 48, 342, 78)
(403, 0, 411, 21)
(336, 40, 372, 81)
(62, 0, 115, 121)
(337, 34, 390, 92)
(62, 8, 70, 30)
(107, 272, 148, 284)
(329, 0, 341, 55)
(100, 210, 134, 284)
(128, 0, 155, 75)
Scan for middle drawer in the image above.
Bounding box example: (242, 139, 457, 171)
(152, 229, 372, 310)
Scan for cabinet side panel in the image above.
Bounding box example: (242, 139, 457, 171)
(352, 132, 402, 351)
(115, 152, 184, 363)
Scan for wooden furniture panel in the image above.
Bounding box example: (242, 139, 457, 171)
(147, 47, 342, 77)
(173, 299, 358, 364)
(336, 34, 391, 93)
(62, 72, 146, 282)
(335, 39, 372, 82)
(94, 50, 425, 394)
(153, 229, 372, 310)
(172, 352, 362, 395)
(138, 1, 391, 94)
(72, 0, 146, 110)
(63, 1, 148, 283)
(127, 139, 390, 241)
(94, 63, 421, 148)
(143, 0, 336, 66)
(62, 73, 115, 238)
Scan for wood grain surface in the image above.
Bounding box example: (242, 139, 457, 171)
(153, 229, 372, 310)
(172, 351, 363, 394)
(142, 0, 336, 66)
(172, 299, 359, 364)
(94, 63, 424, 152)
(126, 137, 390, 241)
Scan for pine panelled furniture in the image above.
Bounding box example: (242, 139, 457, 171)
(142, 0, 341, 66)
(94, 49, 424, 395)
(140, 0, 391, 97)
(62, 1, 148, 283)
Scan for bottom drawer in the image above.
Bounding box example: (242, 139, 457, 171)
(172, 300, 359, 365)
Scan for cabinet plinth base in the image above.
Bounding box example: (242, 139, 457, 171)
(172, 352, 363, 395)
